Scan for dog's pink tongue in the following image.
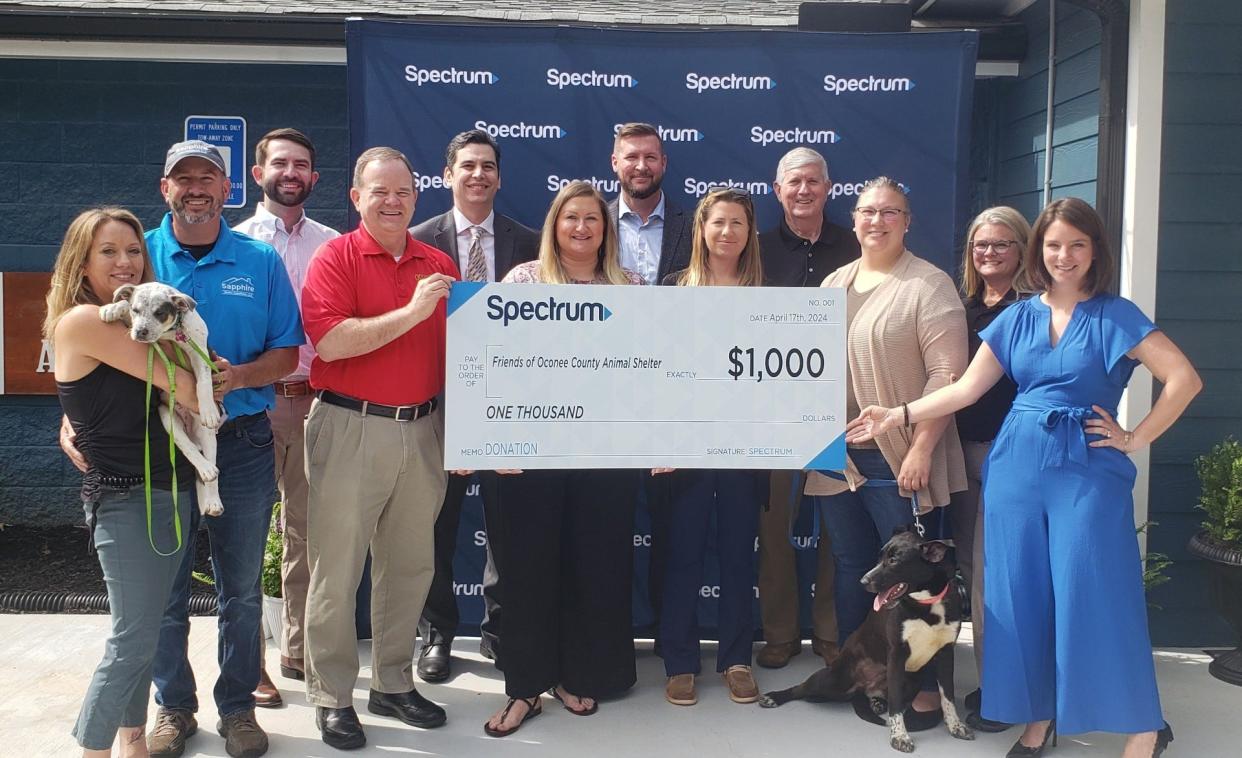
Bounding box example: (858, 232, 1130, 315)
(873, 584, 905, 612)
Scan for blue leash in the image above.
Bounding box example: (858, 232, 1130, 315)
(787, 470, 924, 550)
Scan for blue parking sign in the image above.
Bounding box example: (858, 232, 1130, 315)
(184, 115, 247, 208)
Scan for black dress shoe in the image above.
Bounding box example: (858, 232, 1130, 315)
(964, 688, 1012, 733)
(479, 640, 497, 661)
(416, 642, 451, 683)
(316, 706, 366, 751)
(368, 688, 447, 729)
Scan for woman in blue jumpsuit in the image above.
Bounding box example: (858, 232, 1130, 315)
(846, 198, 1201, 757)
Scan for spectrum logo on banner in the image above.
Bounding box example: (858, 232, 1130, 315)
(613, 123, 704, 143)
(547, 68, 637, 89)
(684, 178, 771, 198)
(751, 126, 840, 148)
(686, 72, 777, 93)
(822, 74, 915, 95)
(476, 120, 566, 139)
(547, 175, 620, 193)
(404, 65, 497, 85)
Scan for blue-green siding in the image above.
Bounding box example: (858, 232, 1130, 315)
(1147, 0, 1242, 647)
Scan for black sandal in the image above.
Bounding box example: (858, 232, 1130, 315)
(549, 686, 599, 716)
(483, 696, 542, 738)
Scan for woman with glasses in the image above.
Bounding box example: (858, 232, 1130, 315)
(652, 188, 766, 708)
(807, 176, 968, 725)
(848, 198, 1197, 757)
(951, 206, 1033, 733)
(483, 181, 642, 738)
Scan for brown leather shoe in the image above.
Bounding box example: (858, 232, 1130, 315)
(812, 637, 841, 666)
(723, 665, 759, 703)
(665, 674, 697, 706)
(148, 707, 197, 757)
(756, 640, 801, 669)
(216, 709, 269, 758)
(253, 667, 283, 709)
(279, 655, 305, 681)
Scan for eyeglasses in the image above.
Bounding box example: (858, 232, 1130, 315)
(853, 207, 906, 221)
(972, 240, 1018, 254)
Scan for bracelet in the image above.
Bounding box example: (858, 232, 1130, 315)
(902, 402, 911, 429)
(1123, 430, 1134, 446)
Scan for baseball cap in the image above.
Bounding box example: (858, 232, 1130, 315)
(164, 140, 228, 177)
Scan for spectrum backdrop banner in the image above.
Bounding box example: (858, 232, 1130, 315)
(346, 20, 977, 636)
(347, 20, 977, 274)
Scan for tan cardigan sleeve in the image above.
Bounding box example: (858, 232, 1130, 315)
(915, 267, 969, 396)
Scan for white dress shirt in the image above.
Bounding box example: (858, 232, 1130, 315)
(453, 207, 497, 282)
(617, 192, 666, 286)
(234, 204, 339, 380)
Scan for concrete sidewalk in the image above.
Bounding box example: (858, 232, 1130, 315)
(2, 615, 1238, 757)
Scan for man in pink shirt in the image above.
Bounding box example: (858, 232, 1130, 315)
(234, 128, 339, 706)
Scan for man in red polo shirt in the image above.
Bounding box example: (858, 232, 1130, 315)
(300, 146, 458, 751)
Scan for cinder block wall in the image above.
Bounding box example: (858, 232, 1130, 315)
(0, 57, 347, 526)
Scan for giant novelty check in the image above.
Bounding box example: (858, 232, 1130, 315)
(444, 283, 846, 470)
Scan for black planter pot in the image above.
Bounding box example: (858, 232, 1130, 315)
(1187, 531, 1242, 686)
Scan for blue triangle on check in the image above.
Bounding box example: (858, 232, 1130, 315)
(447, 281, 487, 317)
(603, 306, 612, 320)
(805, 432, 846, 471)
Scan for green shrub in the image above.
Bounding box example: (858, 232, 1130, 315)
(1196, 438, 1242, 547)
(261, 502, 283, 598)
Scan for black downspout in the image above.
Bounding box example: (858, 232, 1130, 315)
(1063, 0, 1129, 269)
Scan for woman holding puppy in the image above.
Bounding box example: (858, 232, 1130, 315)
(45, 207, 199, 757)
(849, 198, 1199, 757)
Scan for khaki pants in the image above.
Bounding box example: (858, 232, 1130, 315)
(757, 470, 838, 645)
(271, 392, 313, 659)
(303, 399, 447, 707)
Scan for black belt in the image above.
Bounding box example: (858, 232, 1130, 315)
(317, 390, 437, 422)
(217, 412, 266, 436)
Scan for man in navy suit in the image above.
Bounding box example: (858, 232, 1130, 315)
(606, 122, 692, 286)
(410, 129, 538, 682)
(605, 122, 693, 651)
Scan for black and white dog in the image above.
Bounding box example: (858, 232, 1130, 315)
(100, 282, 224, 516)
(759, 526, 974, 753)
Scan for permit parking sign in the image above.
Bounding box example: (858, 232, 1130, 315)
(184, 115, 247, 208)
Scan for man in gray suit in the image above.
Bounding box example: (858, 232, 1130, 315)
(410, 129, 538, 683)
(606, 122, 693, 286)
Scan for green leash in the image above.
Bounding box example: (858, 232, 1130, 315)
(142, 335, 220, 556)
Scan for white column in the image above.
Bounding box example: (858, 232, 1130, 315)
(1120, 0, 1166, 548)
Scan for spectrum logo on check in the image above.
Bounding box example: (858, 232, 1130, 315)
(486, 295, 613, 327)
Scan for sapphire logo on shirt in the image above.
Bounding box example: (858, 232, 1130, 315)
(546, 68, 637, 89)
(751, 126, 840, 147)
(487, 294, 612, 327)
(822, 74, 915, 95)
(475, 119, 566, 139)
(613, 123, 704, 142)
(221, 276, 256, 298)
(685, 72, 776, 93)
(683, 178, 771, 198)
(403, 65, 497, 86)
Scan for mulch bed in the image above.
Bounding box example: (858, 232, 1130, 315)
(0, 525, 214, 612)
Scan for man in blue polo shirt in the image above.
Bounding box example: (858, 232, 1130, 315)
(145, 140, 303, 758)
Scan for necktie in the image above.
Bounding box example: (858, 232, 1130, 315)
(466, 226, 488, 282)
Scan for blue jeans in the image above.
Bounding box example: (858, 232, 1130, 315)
(816, 448, 916, 641)
(153, 414, 276, 717)
(659, 469, 762, 676)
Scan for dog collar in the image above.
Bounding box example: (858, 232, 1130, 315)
(913, 582, 950, 606)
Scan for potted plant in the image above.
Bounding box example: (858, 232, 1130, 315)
(1186, 438, 1242, 685)
(260, 502, 284, 645)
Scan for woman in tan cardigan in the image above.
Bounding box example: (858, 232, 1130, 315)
(807, 177, 967, 699)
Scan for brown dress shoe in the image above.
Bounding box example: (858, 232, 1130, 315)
(665, 674, 697, 706)
(812, 637, 841, 666)
(756, 640, 801, 669)
(723, 665, 759, 703)
(253, 667, 283, 708)
(279, 655, 305, 681)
